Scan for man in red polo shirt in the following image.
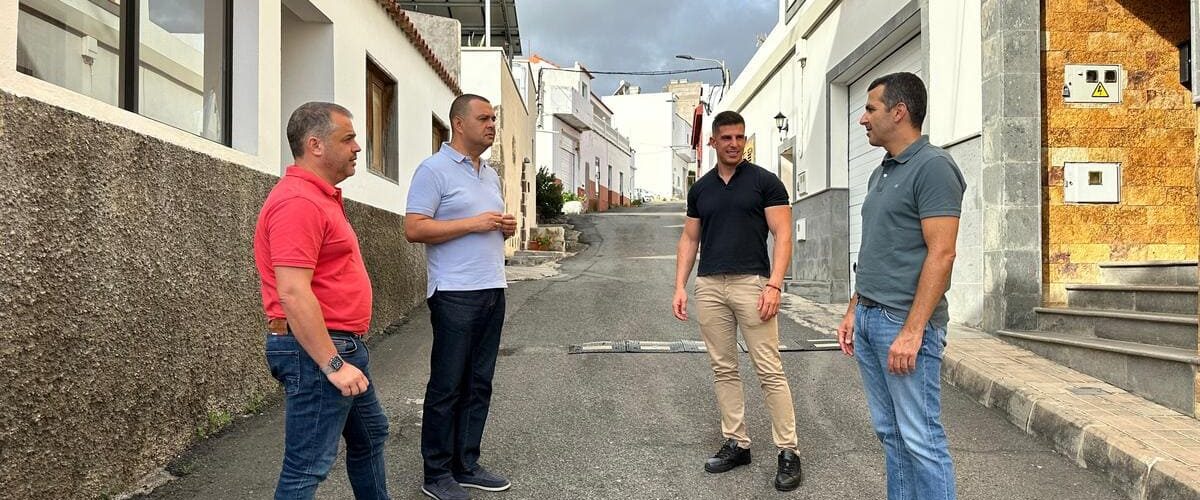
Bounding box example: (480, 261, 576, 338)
(253, 101, 390, 500)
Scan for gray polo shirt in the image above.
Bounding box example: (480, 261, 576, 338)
(406, 143, 508, 298)
(855, 136, 966, 329)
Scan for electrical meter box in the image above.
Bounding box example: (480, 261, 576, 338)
(1064, 162, 1121, 203)
(1063, 64, 1121, 104)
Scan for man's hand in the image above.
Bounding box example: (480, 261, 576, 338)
(887, 328, 924, 375)
(500, 213, 518, 238)
(672, 287, 689, 321)
(327, 363, 369, 397)
(757, 285, 781, 321)
(837, 311, 855, 357)
(470, 212, 505, 233)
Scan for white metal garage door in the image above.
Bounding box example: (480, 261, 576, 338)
(847, 36, 922, 292)
(555, 144, 577, 188)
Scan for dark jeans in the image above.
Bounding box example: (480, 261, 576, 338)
(421, 288, 506, 482)
(265, 334, 390, 500)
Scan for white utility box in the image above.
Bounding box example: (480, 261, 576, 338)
(1063, 64, 1122, 104)
(795, 218, 807, 241)
(1064, 162, 1121, 203)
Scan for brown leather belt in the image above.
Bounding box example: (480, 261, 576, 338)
(266, 318, 360, 338)
(267, 318, 289, 335)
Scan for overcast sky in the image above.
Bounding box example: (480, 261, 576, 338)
(517, 0, 779, 96)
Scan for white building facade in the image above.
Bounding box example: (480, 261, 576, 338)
(603, 90, 693, 200)
(9, 0, 459, 212)
(529, 55, 634, 210)
(580, 92, 634, 210)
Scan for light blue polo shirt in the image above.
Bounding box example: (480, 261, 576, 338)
(406, 143, 507, 298)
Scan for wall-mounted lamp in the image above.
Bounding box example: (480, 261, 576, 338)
(774, 112, 789, 134)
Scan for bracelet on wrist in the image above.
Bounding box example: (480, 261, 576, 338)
(765, 283, 782, 292)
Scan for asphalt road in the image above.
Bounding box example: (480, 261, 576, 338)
(141, 203, 1123, 499)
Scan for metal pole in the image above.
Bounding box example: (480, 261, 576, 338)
(485, 0, 492, 47)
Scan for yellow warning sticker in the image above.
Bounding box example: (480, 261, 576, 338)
(1092, 82, 1109, 98)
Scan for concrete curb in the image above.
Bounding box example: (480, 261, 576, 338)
(943, 340, 1200, 500)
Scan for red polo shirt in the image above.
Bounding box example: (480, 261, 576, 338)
(253, 166, 372, 334)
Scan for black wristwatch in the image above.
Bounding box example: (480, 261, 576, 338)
(320, 354, 344, 375)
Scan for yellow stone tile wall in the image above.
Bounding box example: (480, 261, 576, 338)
(1043, 0, 1199, 305)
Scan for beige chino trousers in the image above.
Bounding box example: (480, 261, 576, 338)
(695, 273, 798, 450)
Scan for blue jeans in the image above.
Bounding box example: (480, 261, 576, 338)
(854, 303, 956, 500)
(421, 289, 505, 482)
(265, 334, 390, 500)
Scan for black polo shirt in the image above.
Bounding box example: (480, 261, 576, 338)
(686, 161, 789, 277)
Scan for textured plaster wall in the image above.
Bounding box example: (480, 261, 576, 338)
(1043, 0, 1199, 304)
(946, 137, 984, 328)
(790, 189, 851, 303)
(0, 92, 426, 499)
(406, 11, 461, 84)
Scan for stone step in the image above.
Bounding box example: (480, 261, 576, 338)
(507, 250, 567, 267)
(1065, 284, 1199, 315)
(1035, 307, 1198, 350)
(996, 329, 1199, 415)
(1099, 260, 1198, 287)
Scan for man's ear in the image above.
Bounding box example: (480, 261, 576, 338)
(307, 135, 324, 157)
(892, 102, 908, 124)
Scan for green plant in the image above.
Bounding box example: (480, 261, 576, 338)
(243, 390, 268, 415)
(562, 192, 581, 202)
(195, 409, 233, 439)
(533, 233, 553, 249)
(536, 168, 564, 219)
(631, 199, 644, 207)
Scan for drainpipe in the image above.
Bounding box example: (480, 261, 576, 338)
(1192, 0, 1199, 103)
(485, 0, 492, 48)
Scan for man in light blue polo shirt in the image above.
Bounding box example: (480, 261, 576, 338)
(405, 94, 517, 500)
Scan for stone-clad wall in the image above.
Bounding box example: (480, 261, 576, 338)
(0, 92, 426, 499)
(1043, 0, 1199, 304)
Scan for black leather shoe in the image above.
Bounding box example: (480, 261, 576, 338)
(774, 449, 803, 491)
(704, 439, 751, 473)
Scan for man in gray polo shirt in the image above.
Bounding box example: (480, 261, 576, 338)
(405, 94, 517, 500)
(836, 72, 965, 500)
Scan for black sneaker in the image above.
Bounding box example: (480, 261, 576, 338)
(704, 438, 752, 473)
(454, 466, 511, 492)
(421, 476, 470, 500)
(774, 449, 803, 491)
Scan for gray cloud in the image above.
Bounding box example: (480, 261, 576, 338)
(517, 0, 778, 95)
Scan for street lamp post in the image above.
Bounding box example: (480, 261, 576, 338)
(675, 54, 730, 94)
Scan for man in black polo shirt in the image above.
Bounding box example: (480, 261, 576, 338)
(673, 110, 803, 492)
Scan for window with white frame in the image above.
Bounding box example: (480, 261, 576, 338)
(17, 0, 233, 144)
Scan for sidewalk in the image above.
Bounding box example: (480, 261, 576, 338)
(778, 294, 1200, 500)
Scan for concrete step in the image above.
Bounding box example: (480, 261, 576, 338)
(1035, 307, 1198, 350)
(506, 250, 567, 267)
(1066, 284, 1199, 315)
(997, 329, 1199, 415)
(1099, 260, 1198, 287)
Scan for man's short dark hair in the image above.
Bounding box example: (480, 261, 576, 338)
(868, 72, 927, 129)
(711, 110, 745, 134)
(286, 101, 352, 159)
(449, 94, 491, 121)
